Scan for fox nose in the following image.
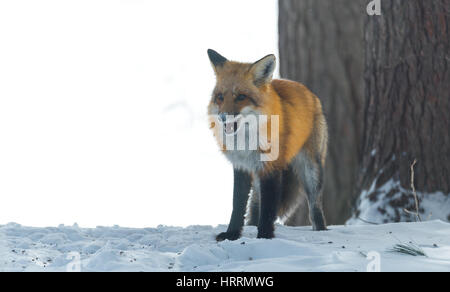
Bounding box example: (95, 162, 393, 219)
(219, 113, 228, 123)
(219, 112, 238, 122)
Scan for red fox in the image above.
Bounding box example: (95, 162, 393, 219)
(207, 49, 328, 240)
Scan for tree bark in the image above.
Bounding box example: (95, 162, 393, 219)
(279, 0, 366, 225)
(355, 0, 450, 223)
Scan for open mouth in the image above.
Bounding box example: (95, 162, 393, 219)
(221, 115, 242, 135)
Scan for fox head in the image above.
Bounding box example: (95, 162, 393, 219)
(207, 49, 276, 136)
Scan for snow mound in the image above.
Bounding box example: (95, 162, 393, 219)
(1, 221, 450, 272)
(348, 179, 450, 224)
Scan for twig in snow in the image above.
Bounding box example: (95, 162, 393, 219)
(356, 217, 380, 225)
(404, 159, 422, 222)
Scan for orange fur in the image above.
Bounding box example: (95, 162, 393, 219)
(208, 57, 325, 175)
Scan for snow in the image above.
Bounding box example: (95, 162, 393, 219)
(1, 221, 450, 272)
(348, 178, 450, 225)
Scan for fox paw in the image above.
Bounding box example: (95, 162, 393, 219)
(216, 231, 241, 242)
(312, 225, 328, 231)
(257, 229, 274, 239)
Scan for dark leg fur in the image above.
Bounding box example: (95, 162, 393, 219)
(257, 171, 282, 239)
(216, 168, 252, 241)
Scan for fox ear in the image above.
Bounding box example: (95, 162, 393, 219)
(250, 54, 276, 86)
(208, 49, 228, 73)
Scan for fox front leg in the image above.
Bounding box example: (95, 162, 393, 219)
(257, 171, 282, 239)
(216, 168, 252, 242)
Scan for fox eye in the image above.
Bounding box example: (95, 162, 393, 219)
(215, 93, 224, 104)
(236, 94, 247, 102)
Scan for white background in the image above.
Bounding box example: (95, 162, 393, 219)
(0, 0, 278, 228)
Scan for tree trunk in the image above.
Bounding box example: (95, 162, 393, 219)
(279, 0, 366, 225)
(353, 0, 450, 223)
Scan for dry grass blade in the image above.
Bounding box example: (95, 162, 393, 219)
(390, 242, 427, 257)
